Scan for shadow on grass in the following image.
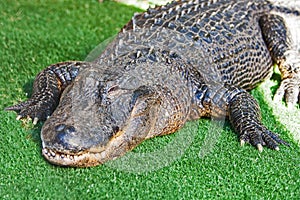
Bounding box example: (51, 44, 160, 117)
(23, 79, 34, 98)
(270, 72, 281, 95)
(30, 123, 43, 144)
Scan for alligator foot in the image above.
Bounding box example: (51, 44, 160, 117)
(229, 91, 289, 151)
(5, 61, 85, 124)
(239, 123, 289, 152)
(5, 98, 53, 125)
(5, 67, 63, 124)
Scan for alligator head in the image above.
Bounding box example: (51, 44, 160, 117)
(41, 65, 163, 167)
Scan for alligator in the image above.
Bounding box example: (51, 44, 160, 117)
(6, 0, 300, 167)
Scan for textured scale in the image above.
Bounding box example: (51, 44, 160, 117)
(105, 0, 276, 90)
(5, 0, 300, 167)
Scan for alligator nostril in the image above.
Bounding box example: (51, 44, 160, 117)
(56, 132, 67, 144)
(65, 125, 76, 134)
(55, 124, 76, 134)
(54, 125, 76, 146)
(55, 124, 66, 132)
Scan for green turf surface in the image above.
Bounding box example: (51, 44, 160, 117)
(0, 0, 299, 199)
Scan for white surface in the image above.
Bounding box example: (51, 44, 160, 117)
(116, 0, 172, 9)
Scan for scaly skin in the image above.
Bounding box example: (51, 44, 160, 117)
(6, 0, 300, 167)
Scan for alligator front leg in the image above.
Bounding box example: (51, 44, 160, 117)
(5, 61, 90, 124)
(260, 14, 300, 108)
(195, 83, 289, 151)
(228, 90, 289, 151)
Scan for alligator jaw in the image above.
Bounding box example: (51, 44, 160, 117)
(42, 147, 107, 167)
(41, 127, 138, 167)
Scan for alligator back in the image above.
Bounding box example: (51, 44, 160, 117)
(96, 0, 299, 91)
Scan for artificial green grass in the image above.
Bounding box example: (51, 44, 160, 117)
(0, 0, 299, 199)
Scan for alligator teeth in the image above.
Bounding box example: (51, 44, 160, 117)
(55, 154, 60, 160)
(50, 150, 56, 157)
(43, 148, 48, 154)
(73, 155, 79, 161)
(43, 147, 83, 162)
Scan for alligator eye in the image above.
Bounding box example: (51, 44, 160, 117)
(107, 85, 120, 94)
(65, 125, 76, 134)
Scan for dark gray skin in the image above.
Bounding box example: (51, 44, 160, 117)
(6, 0, 300, 167)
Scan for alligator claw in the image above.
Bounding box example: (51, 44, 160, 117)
(14, 113, 39, 125)
(6, 98, 54, 124)
(257, 144, 263, 152)
(33, 117, 39, 125)
(239, 124, 288, 152)
(16, 115, 22, 120)
(240, 139, 245, 147)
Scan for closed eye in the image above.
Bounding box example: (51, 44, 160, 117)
(107, 85, 120, 94)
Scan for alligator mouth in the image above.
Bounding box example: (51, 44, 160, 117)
(41, 128, 130, 167)
(42, 147, 107, 167)
(41, 121, 150, 167)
